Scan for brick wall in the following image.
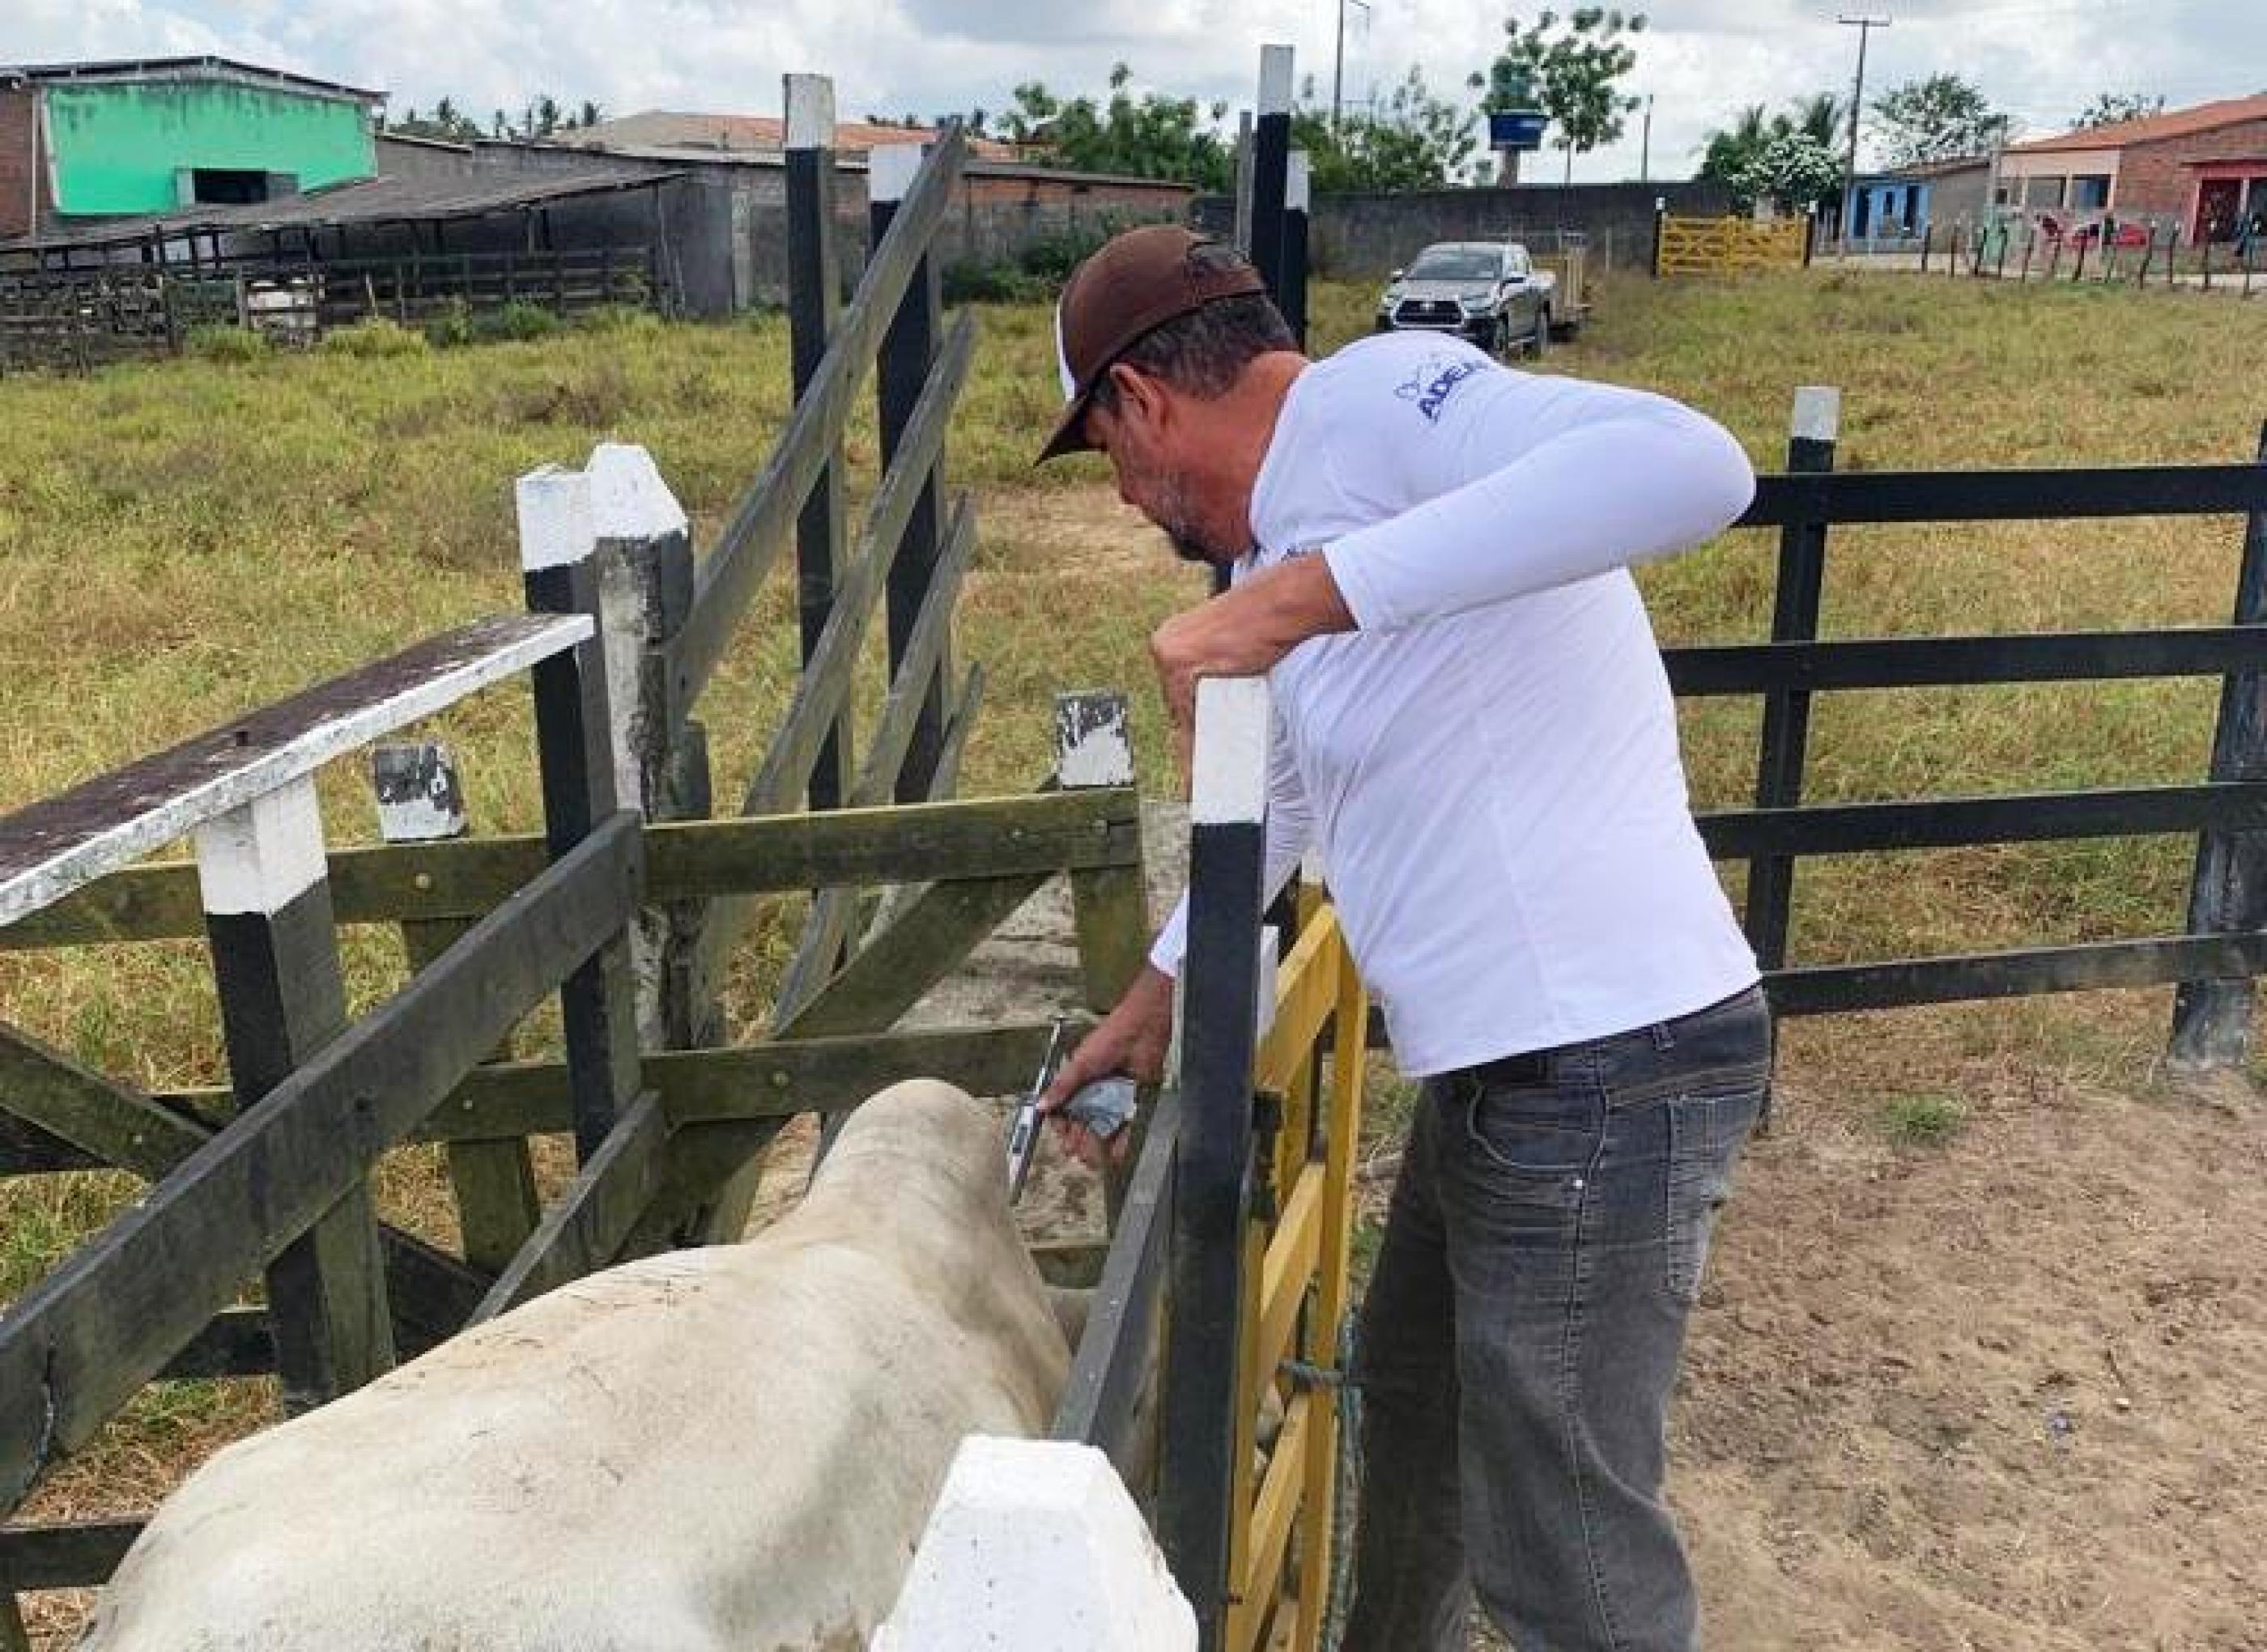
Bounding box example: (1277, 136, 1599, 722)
(0, 85, 40, 240)
(2116, 117, 2267, 220)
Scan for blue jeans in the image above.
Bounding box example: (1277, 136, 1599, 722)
(1343, 987, 1770, 1651)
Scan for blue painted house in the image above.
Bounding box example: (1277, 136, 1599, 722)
(1840, 155, 1993, 243)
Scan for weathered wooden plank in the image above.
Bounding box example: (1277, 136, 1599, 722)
(0, 1516, 141, 1591)
(672, 128, 966, 706)
(739, 312, 980, 822)
(471, 1092, 669, 1323)
(2, 789, 1140, 951)
(0, 813, 640, 1512)
(0, 1020, 211, 1181)
(871, 142, 954, 805)
(521, 465, 644, 1166)
(2171, 421, 2267, 1070)
(773, 873, 1049, 1041)
(785, 81, 855, 819)
(1162, 677, 1274, 1631)
(1056, 690, 1149, 1015)
(151, 1020, 1084, 1145)
(158, 1307, 274, 1380)
(0, 614, 589, 928)
(0, 1017, 486, 1351)
(1254, 911, 1342, 1097)
(1233, 1393, 1313, 1652)
(377, 740, 543, 1277)
(852, 495, 976, 811)
(1053, 1091, 1180, 1459)
(1256, 1163, 1324, 1392)
(1299, 922, 1367, 1652)
(0, 1109, 93, 1174)
(1739, 462, 2267, 529)
(404, 916, 542, 1274)
(198, 778, 394, 1412)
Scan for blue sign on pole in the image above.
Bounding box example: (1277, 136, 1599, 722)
(1488, 110, 1549, 151)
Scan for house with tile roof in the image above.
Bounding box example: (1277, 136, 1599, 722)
(556, 110, 1020, 164)
(1997, 94, 2267, 241)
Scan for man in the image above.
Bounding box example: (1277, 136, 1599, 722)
(1036, 224, 1767, 1652)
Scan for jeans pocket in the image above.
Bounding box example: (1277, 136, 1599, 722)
(1665, 1080, 1764, 1303)
(1461, 1074, 1606, 1178)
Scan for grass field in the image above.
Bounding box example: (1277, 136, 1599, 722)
(2, 268, 2265, 1639)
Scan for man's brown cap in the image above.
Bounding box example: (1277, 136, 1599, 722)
(1036, 225, 1267, 463)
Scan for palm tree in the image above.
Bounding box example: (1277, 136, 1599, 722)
(1699, 104, 1770, 183)
(1789, 91, 1844, 148)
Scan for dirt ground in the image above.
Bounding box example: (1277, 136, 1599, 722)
(1670, 1058, 2266, 1652)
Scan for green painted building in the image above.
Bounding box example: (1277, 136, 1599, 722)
(0, 57, 382, 236)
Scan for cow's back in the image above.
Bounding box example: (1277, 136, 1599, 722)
(81, 1079, 1066, 1652)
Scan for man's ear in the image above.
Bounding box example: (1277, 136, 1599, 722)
(1108, 363, 1169, 432)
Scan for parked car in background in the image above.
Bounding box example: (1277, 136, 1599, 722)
(1373, 240, 1555, 358)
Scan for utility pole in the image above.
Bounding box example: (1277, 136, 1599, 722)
(1838, 15, 1890, 255)
(1640, 92, 1654, 183)
(1332, 0, 1371, 133)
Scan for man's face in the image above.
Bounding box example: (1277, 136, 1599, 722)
(1083, 373, 1229, 567)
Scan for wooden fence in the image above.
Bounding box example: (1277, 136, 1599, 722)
(0, 245, 661, 372)
(1054, 708, 1370, 1652)
(1654, 213, 1811, 278)
(0, 270, 233, 372)
(0, 77, 1169, 1640)
(1672, 391, 2267, 1060)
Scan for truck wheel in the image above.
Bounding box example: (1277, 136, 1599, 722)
(1530, 308, 1551, 359)
(1487, 316, 1509, 358)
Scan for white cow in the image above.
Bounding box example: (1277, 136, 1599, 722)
(81, 1079, 1071, 1652)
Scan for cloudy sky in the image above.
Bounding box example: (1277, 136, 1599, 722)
(11, 0, 2262, 180)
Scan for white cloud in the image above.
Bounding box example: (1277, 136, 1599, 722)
(5, 0, 2258, 180)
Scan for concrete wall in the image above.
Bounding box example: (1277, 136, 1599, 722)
(1193, 180, 1734, 276)
(44, 80, 373, 216)
(1928, 164, 1992, 230)
(380, 138, 1189, 310)
(2001, 148, 2119, 213)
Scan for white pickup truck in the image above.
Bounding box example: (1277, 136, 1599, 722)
(1373, 240, 1556, 358)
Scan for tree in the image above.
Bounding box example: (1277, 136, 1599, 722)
(1869, 73, 2010, 167)
(968, 65, 1234, 189)
(1786, 91, 1845, 149)
(2073, 91, 2164, 129)
(1469, 8, 1648, 182)
(1737, 131, 1841, 214)
(1291, 66, 1482, 191)
(1698, 94, 1844, 210)
(386, 96, 484, 142)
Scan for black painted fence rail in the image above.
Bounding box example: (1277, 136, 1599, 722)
(1740, 462, 2267, 526)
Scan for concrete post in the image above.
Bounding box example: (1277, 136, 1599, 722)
(584, 442, 718, 1051)
(874, 1436, 1196, 1651)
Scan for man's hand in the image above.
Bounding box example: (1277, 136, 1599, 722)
(1041, 966, 1175, 1170)
(1150, 554, 1355, 775)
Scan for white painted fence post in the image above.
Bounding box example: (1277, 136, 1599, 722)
(874, 1436, 1196, 1652)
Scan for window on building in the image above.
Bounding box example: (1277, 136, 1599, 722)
(2070, 175, 2111, 211)
(189, 169, 274, 205)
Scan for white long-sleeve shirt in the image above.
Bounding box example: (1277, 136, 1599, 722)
(1149, 332, 1760, 1076)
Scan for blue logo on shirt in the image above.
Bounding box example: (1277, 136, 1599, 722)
(1394, 354, 1482, 423)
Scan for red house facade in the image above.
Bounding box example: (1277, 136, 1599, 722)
(1999, 95, 2267, 242)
